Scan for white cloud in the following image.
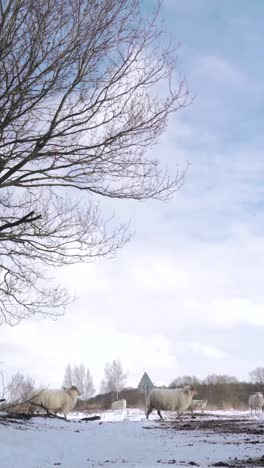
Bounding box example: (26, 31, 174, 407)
(59, 263, 109, 294)
(190, 343, 228, 359)
(130, 256, 187, 290)
(211, 299, 264, 327)
(193, 55, 247, 88)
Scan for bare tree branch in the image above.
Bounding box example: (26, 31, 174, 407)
(0, 0, 190, 325)
(0, 211, 42, 232)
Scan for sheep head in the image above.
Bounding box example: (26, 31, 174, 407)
(67, 385, 81, 396)
(190, 386, 198, 397)
(183, 385, 198, 397)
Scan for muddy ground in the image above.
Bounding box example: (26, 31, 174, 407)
(143, 413, 264, 467)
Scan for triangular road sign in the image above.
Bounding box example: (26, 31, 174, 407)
(138, 372, 154, 392)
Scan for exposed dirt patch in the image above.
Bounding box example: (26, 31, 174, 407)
(143, 415, 264, 467)
(155, 456, 264, 467)
(211, 455, 264, 467)
(156, 416, 264, 436)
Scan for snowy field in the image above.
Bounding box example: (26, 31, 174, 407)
(0, 409, 264, 467)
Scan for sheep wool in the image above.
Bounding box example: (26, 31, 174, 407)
(146, 385, 197, 420)
(189, 399, 207, 413)
(111, 399, 127, 410)
(29, 386, 81, 418)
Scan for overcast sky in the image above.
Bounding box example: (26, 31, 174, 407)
(1, 0, 264, 392)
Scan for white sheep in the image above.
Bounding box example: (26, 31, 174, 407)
(146, 385, 198, 420)
(189, 399, 207, 414)
(111, 399, 127, 410)
(248, 392, 264, 415)
(29, 385, 81, 418)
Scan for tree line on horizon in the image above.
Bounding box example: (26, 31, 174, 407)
(0, 359, 127, 404)
(1, 363, 263, 409)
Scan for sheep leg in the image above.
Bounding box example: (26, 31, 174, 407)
(157, 410, 163, 421)
(146, 406, 153, 420)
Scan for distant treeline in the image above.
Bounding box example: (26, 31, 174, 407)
(76, 387, 146, 411)
(186, 382, 264, 409)
(75, 382, 264, 411)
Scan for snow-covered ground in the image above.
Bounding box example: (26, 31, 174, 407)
(0, 409, 263, 467)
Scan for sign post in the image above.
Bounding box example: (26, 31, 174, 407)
(137, 372, 154, 411)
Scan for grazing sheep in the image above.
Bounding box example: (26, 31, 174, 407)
(248, 392, 264, 415)
(111, 399, 127, 410)
(189, 399, 207, 414)
(146, 385, 198, 420)
(29, 385, 81, 418)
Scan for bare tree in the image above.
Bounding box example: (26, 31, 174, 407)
(72, 364, 95, 400)
(203, 374, 238, 385)
(101, 359, 127, 399)
(62, 363, 95, 399)
(0, 0, 189, 325)
(63, 363, 73, 389)
(5, 372, 34, 403)
(169, 375, 201, 388)
(249, 367, 264, 385)
(0, 368, 6, 400)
